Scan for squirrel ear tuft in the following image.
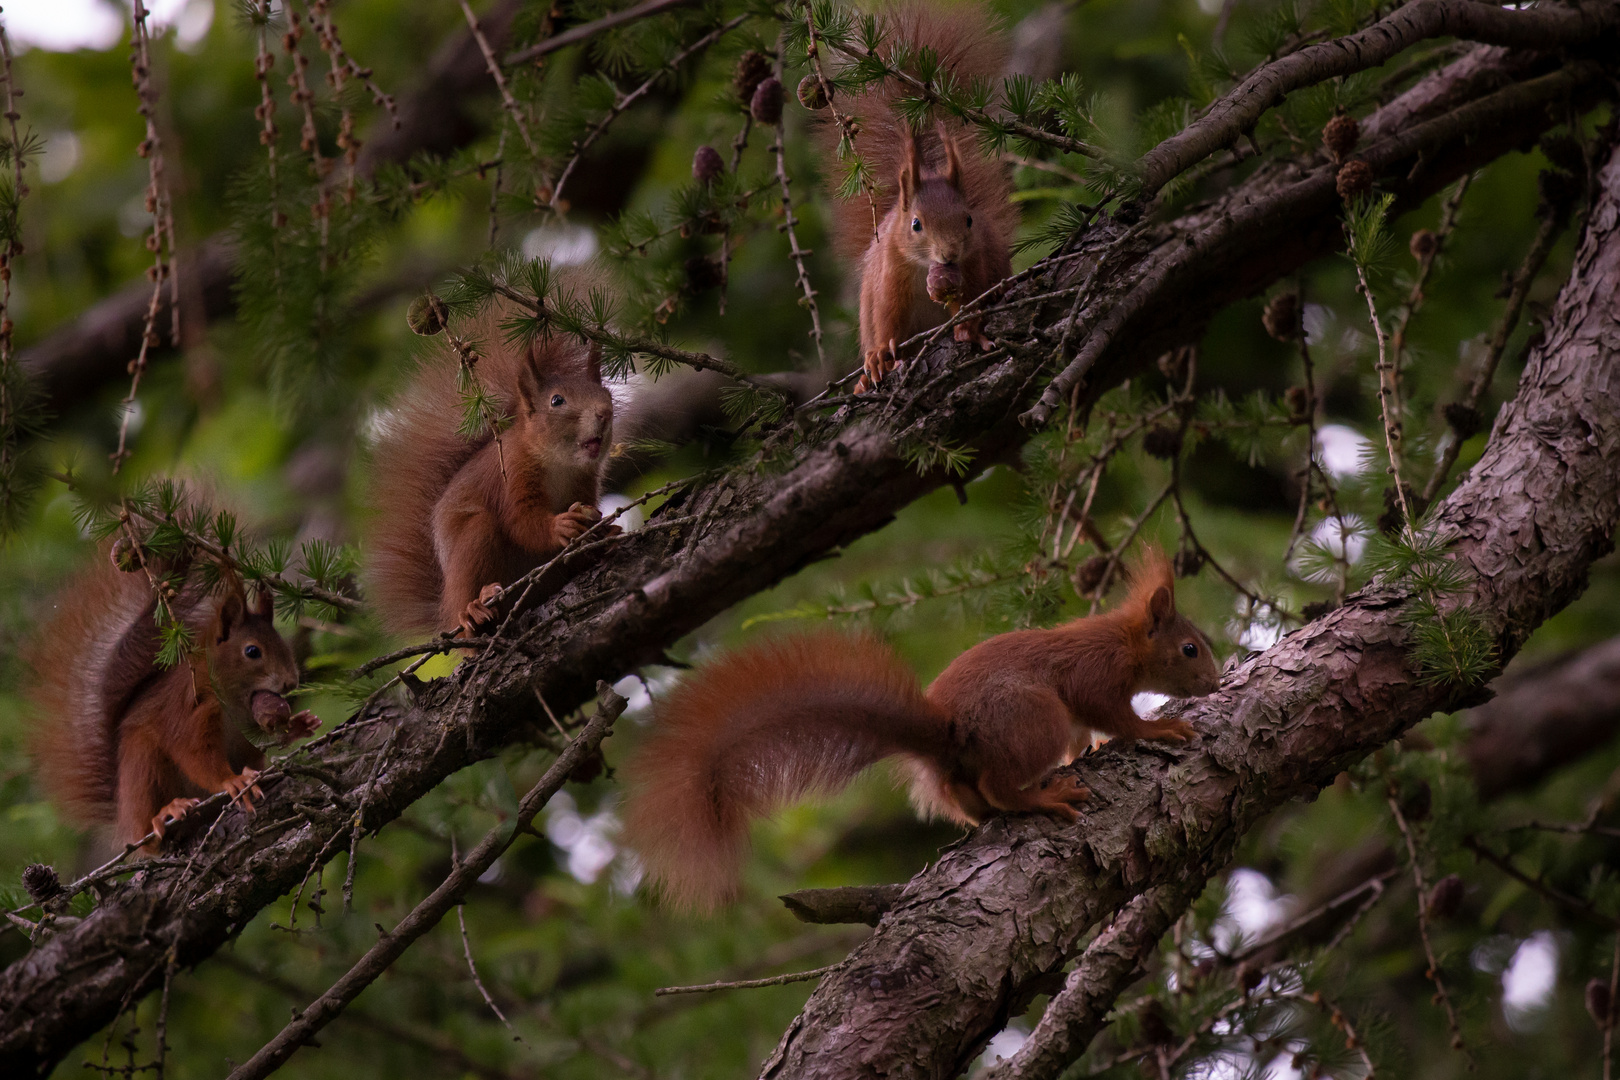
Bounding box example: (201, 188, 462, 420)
(217, 591, 245, 644)
(515, 359, 542, 419)
(937, 123, 962, 188)
(899, 132, 920, 205)
(247, 583, 273, 618)
(1146, 586, 1174, 637)
(585, 340, 603, 384)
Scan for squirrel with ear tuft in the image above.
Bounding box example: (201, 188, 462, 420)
(30, 557, 317, 849)
(366, 302, 616, 637)
(621, 546, 1221, 911)
(816, 1, 1018, 394)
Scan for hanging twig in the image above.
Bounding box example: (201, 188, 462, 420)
(654, 963, 841, 996)
(1389, 791, 1472, 1066)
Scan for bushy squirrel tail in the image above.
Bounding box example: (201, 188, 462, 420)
(818, 0, 1016, 259)
(620, 630, 947, 911)
(28, 558, 160, 826)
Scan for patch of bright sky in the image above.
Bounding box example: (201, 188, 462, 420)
(1315, 423, 1370, 479)
(1500, 931, 1559, 1031)
(3, 0, 213, 53)
(1213, 868, 1294, 954)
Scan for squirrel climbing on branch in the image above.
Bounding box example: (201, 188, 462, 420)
(622, 547, 1220, 910)
(366, 304, 616, 637)
(29, 557, 317, 848)
(818, 1, 1018, 393)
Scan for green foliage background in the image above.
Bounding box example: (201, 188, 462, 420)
(0, 0, 1618, 1077)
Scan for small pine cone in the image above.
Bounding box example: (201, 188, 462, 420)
(926, 261, 962, 304)
(1587, 978, 1613, 1027)
(22, 863, 64, 906)
(797, 73, 830, 110)
(1173, 547, 1205, 579)
(1284, 385, 1311, 421)
(407, 292, 448, 336)
(1443, 402, 1483, 440)
(1335, 158, 1374, 201)
(1142, 424, 1183, 460)
(1399, 778, 1432, 822)
(1322, 111, 1360, 162)
(110, 535, 144, 573)
(1539, 133, 1586, 177)
(1409, 228, 1438, 261)
(1262, 292, 1300, 341)
(750, 77, 784, 126)
(1073, 554, 1110, 595)
(1426, 874, 1464, 921)
(684, 255, 724, 293)
(692, 145, 723, 184)
(733, 50, 773, 105)
(1301, 600, 1338, 621)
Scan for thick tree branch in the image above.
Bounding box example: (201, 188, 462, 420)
(1135, 0, 1618, 198)
(0, 38, 1609, 1077)
(1466, 633, 1620, 799)
(759, 136, 1620, 1079)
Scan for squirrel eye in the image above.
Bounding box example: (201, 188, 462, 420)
(1181, 643, 1198, 659)
(966, 214, 973, 227)
(244, 644, 262, 660)
(550, 394, 565, 407)
(911, 217, 922, 232)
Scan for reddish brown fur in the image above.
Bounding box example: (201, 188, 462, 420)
(365, 302, 615, 636)
(621, 548, 1221, 911)
(30, 560, 311, 846)
(816, 2, 1019, 390)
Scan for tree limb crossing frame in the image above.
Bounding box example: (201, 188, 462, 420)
(2, 24, 1617, 1079)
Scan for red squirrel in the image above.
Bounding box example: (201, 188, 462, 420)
(819, 2, 1018, 394)
(30, 559, 318, 848)
(621, 548, 1219, 910)
(366, 309, 615, 636)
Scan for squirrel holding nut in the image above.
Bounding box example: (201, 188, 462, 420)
(366, 302, 616, 637)
(30, 556, 317, 848)
(622, 547, 1219, 910)
(816, 1, 1018, 393)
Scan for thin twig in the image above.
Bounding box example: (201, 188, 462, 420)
(225, 685, 627, 1080)
(654, 963, 840, 996)
(1389, 792, 1472, 1065)
(771, 33, 824, 366)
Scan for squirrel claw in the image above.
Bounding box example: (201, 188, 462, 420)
(1149, 718, 1197, 743)
(222, 767, 264, 813)
(150, 797, 200, 843)
(554, 503, 603, 544)
(458, 583, 504, 635)
(856, 345, 900, 395)
(953, 321, 994, 351)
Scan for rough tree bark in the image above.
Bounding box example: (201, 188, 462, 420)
(0, 28, 1613, 1078)
(760, 136, 1620, 1080)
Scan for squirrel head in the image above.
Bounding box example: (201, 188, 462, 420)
(896, 125, 975, 277)
(1121, 548, 1221, 698)
(513, 338, 615, 473)
(205, 581, 301, 732)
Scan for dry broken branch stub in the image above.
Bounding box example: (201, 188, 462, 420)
(0, 38, 1611, 1076)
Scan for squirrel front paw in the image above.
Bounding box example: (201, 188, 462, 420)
(1146, 717, 1197, 743)
(554, 502, 603, 544)
(278, 709, 322, 745)
(150, 797, 200, 843)
(953, 320, 994, 352)
(1037, 773, 1092, 820)
(220, 767, 264, 813)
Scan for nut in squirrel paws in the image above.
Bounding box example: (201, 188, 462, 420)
(554, 502, 603, 544)
(459, 582, 504, 636)
(250, 690, 319, 745)
(1147, 717, 1197, 743)
(220, 767, 264, 813)
(855, 340, 900, 395)
(150, 797, 200, 842)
